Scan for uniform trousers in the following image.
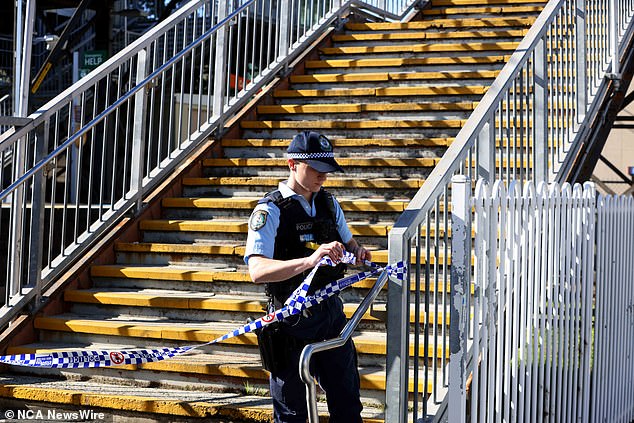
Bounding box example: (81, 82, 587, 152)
(269, 296, 363, 423)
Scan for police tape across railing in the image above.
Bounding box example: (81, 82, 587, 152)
(0, 253, 406, 369)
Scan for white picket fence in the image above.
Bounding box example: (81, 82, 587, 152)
(448, 178, 634, 423)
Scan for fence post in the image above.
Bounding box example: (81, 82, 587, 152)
(449, 175, 471, 423)
(534, 36, 548, 183)
(385, 228, 410, 423)
(131, 48, 149, 212)
(212, 0, 228, 127)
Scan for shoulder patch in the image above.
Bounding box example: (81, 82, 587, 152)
(249, 210, 268, 231)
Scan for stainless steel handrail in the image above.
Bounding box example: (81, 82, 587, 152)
(299, 269, 390, 423)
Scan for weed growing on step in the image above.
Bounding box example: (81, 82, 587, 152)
(244, 380, 269, 397)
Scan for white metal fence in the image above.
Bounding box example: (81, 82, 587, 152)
(592, 193, 634, 423)
(385, 0, 634, 418)
(449, 178, 634, 423)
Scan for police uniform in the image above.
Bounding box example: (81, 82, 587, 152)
(244, 132, 363, 423)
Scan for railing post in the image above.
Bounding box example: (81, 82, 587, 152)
(534, 36, 548, 183)
(448, 175, 471, 423)
(8, 146, 26, 304)
(27, 124, 48, 304)
(131, 49, 149, 212)
(212, 0, 228, 127)
(608, 0, 620, 79)
(279, 0, 290, 74)
(477, 121, 496, 182)
(575, 0, 587, 122)
(386, 228, 410, 423)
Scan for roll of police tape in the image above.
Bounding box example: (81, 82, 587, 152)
(0, 254, 406, 369)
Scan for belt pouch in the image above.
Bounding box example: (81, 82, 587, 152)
(256, 322, 295, 373)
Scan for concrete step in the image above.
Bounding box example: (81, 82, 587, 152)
(255, 101, 478, 116)
(304, 55, 510, 73)
(90, 264, 462, 294)
(135, 218, 459, 248)
(113, 242, 456, 266)
(160, 196, 410, 220)
(272, 86, 487, 99)
(0, 373, 385, 422)
(331, 29, 528, 45)
(62, 289, 450, 328)
(31, 315, 446, 359)
(199, 157, 441, 179)
(343, 16, 535, 32)
(288, 70, 499, 85)
(4, 343, 428, 403)
(432, 0, 546, 5)
(421, 4, 543, 17)
(219, 137, 451, 159)
(180, 176, 425, 198)
(318, 41, 519, 58)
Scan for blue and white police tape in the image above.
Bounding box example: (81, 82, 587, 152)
(0, 253, 406, 369)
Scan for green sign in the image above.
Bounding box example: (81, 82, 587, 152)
(79, 50, 108, 78)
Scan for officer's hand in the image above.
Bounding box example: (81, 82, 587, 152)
(308, 241, 345, 266)
(350, 244, 371, 263)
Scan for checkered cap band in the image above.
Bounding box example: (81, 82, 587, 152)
(287, 152, 335, 159)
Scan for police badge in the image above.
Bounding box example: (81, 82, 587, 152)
(249, 210, 268, 231)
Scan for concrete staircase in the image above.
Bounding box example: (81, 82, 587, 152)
(0, 0, 544, 420)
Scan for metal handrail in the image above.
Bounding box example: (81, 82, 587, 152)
(384, 0, 634, 420)
(0, 0, 256, 203)
(299, 270, 390, 423)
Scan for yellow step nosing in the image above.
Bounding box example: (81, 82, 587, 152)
(240, 120, 464, 129)
(162, 197, 259, 209)
(272, 86, 487, 97)
(331, 29, 527, 41)
(181, 177, 425, 189)
(319, 41, 519, 55)
(305, 55, 511, 68)
(422, 5, 543, 15)
(160, 198, 409, 212)
(115, 242, 240, 255)
(289, 70, 499, 83)
(139, 220, 248, 233)
(221, 137, 452, 147)
(256, 102, 475, 114)
(344, 17, 536, 30)
(90, 265, 251, 282)
(138, 219, 391, 236)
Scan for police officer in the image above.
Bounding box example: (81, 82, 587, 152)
(244, 131, 371, 423)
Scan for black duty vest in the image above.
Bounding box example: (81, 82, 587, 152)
(260, 188, 347, 304)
